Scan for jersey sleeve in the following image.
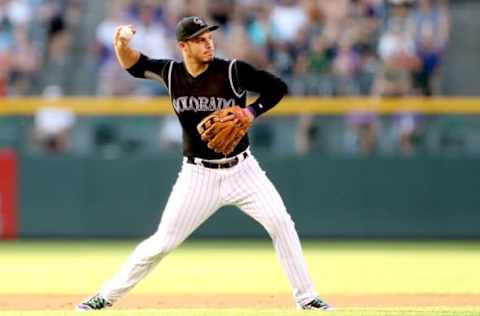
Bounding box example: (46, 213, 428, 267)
(234, 60, 288, 117)
(126, 54, 172, 88)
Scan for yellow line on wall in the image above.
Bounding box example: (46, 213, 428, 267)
(0, 97, 173, 115)
(0, 97, 479, 115)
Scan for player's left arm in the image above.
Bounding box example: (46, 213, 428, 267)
(234, 60, 289, 119)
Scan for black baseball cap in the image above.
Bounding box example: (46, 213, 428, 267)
(176, 16, 219, 42)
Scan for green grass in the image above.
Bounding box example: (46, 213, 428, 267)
(0, 240, 479, 315)
(1, 240, 479, 295)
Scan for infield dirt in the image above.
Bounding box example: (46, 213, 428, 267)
(0, 294, 478, 310)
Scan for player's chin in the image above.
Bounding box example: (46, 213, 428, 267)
(203, 52, 214, 62)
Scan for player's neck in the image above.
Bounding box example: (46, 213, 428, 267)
(183, 57, 210, 78)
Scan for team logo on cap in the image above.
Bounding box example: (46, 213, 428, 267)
(193, 17, 205, 26)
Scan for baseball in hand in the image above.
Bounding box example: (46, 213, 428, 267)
(119, 26, 135, 40)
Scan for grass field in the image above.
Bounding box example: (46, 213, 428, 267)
(0, 239, 479, 315)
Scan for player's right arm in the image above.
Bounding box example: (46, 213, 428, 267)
(113, 25, 172, 85)
(113, 25, 141, 69)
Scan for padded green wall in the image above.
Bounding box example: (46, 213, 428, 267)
(19, 154, 480, 238)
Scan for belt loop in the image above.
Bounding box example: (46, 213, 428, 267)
(241, 150, 249, 161)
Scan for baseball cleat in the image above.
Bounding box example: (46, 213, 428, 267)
(300, 297, 335, 311)
(76, 293, 112, 311)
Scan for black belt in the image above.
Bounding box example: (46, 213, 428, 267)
(187, 152, 249, 169)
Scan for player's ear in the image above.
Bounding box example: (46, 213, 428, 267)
(178, 41, 187, 51)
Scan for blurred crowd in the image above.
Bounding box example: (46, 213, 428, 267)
(0, 0, 84, 96)
(0, 0, 450, 97)
(94, 0, 450, 98)
(0, 0, 451, 156)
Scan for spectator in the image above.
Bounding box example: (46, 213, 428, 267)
(305, 35, 335, 95)
(5, 0, 32, 27)
(37, 0, 90, 95)
(345, 111, 378, 155)
(40, 14, 72, 89)
(159, 115, 182, 150)
(207, 0, 234, 27)
(373, 0, 424, 155)
(269, 0, 308, 78)
(9, 25, 40, 95)
(0, 2, 13, 96)
(94, 0, 138, 96)
(223, 19, 268, 67)
(270, 0, 307, 43)
(332, 31, 362, 95)
(244, 3, 272, 67)
(412, 0, 450, 96)
(394, 112, 422, 155)
(31, 85, 76, 154)
(128, 1, 174, 59)
(128, 0, 175, 95)
(373, 22, 417, 96)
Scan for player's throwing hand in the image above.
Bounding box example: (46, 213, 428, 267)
(114, 25, 136, 48)
(113, 25, 140, 70)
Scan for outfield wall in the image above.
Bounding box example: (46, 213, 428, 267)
(18, 154, 480, 238)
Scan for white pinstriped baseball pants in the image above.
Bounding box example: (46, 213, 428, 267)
(100, 150, 319, 306)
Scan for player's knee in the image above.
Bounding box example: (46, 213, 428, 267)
(142, 234, 179, 259)
(267, 211, 296, 238)
(160, 239, 179, 254)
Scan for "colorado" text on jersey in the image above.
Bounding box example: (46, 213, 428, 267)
(173, 96, 235, 112)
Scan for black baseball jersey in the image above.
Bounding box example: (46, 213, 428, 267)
(127, 55, 288, 159)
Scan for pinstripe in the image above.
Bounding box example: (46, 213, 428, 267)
(242, 159, 302, 288)
(220, 168, 238, 205)
(181, 165, 207, 235)
(102, 162, 229, 303)
(242, 159, 305, 292)
(168, 164, 199, 246)
(158, 164, 191, 228)
(161, 163, 198, 250)
(236, 159, 293, 271)
(241, 157, 315, 302)
(170, 163, 212, 246)
(157, 163, 193, 245)
(184, 166, 219, 235)
(100, 162, 197, 302)
(99, 154, 317, 306)
(203, 168, 222, 225)
(251, 159, 314, 298)
(249, 161, 304, 289)
(227, 170, 247, 206)
(202, 170, 218, 220)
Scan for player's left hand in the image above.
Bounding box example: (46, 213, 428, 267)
(197, 106, 253, 156)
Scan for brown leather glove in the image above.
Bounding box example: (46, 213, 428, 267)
(197, 106, 252, 156)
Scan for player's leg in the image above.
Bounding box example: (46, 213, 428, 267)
(225, 156, 327, 308)
(97, 161, 222, 304)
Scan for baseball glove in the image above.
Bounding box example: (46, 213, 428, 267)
(197, 106, 252, 156)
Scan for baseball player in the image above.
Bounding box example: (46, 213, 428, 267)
(77, 16, 333, 312)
